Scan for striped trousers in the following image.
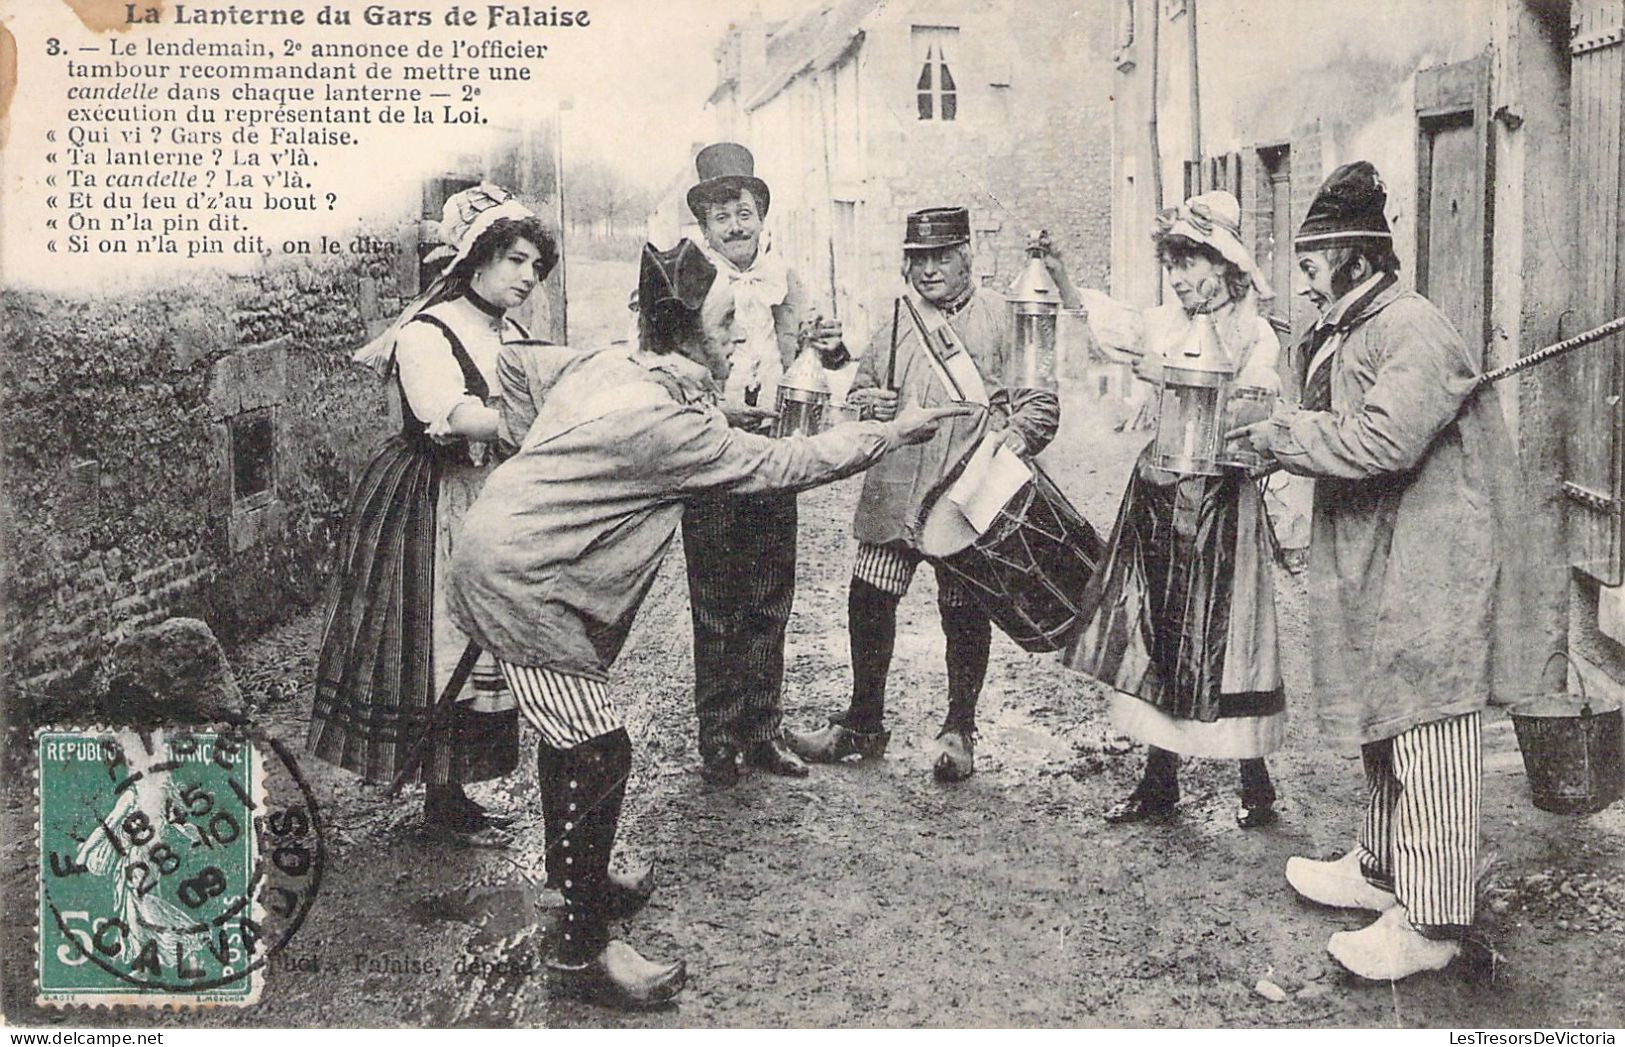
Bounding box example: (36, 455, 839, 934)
(681, 492, 798, 753)
(497, 661, 624, 750)
(852, 541, 975, 606)
(1357, 711, 1482, 935)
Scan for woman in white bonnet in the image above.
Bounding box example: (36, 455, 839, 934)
(1059, 191, 1289, 830)
(307, 184, 557, 847)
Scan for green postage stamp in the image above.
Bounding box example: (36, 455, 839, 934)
(36, 726, 322, 1008)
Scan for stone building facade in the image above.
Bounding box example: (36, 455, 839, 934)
(653, 0, 1115, 359)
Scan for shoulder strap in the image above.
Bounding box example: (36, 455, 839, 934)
(410, 314, 489, 400)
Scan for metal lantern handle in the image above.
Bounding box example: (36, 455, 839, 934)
(1541, 650, 1592, 718)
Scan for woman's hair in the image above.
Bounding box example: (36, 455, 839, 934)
(1153, 232, 1252, 301)
(442, 215, 558, 293)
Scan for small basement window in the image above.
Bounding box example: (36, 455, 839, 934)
(230, 408, 276, 507)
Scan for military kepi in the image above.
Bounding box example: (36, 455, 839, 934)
(904, 206, 972, 250)
(1294, 161, 1392, 251)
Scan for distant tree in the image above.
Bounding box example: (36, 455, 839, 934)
(566, 158, 651, 240)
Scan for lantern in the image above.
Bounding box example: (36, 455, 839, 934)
(1152, 311, 1235, 476)
(1217, 385, 1279, 470)
(773, 347, 832, 438)
(1006, 246, 1062, 391)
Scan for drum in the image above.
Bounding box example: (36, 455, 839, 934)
(917, 447, 1103, 653)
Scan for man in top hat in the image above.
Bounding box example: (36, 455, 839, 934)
(680, 142, 845, 786)
(1229, 161, 1530, 980)
(448, 239, 966, 1007)
(786, 206, 1061, 782)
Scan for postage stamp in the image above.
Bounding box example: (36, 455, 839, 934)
(35, 726, 324, 1008)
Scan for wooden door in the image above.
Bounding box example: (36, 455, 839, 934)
(1565, 0, 1625, 583)
(1419, 116, 1485, 345)
(1415, 54, 1491, 350)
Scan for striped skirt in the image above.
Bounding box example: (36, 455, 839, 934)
(307, 436, 520, 785)
(1064, 445, 1284, 744)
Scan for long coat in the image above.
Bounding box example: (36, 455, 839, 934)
(1269, 283, 1533, 750)
(446, 347, 899, 678)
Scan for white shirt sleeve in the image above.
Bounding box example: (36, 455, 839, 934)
(395, 320, 484, 440)
(1235, 317, 1284, 393)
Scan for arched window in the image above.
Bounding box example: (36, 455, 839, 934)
(913, 27, 959, 121)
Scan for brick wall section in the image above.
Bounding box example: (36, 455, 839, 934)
(0, 228, 414, 710)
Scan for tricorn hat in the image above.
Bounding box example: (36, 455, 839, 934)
(903, 206, 971, 251)
(1295, 161, 1392, 252)
(639, 239, 717, 324)
(686, 143, 772, 221)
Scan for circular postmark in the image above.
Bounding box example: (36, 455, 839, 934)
(37, 724, 324, 1003)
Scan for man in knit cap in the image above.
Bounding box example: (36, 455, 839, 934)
(1229, 161, 1531, 980)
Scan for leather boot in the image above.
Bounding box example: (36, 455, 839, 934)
(1104, 747, 1179, 824)
(786, 579, 899, 762)
(845, 578, 900, 733)
(1236, 758, 1278, 828)
(424, 783, 512, 848)
(548, 730, 632, 968)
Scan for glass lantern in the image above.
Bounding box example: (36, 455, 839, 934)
(1217, 385, 1279, 469)
(773, 347, 831, 438)
(1152, 311, 1236, 476)
(1006, 246, 1062, 391)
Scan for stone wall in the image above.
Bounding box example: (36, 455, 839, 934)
(0, 229, 415, 710)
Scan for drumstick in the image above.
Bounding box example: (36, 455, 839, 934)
(887, 297, 900, 390)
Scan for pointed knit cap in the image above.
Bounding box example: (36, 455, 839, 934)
(1295, 161, 1393, 251)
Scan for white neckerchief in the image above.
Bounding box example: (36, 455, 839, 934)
(1305, 271, 1387, 386)
(700, 231, 790, 402)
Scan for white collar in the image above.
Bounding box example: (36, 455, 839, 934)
(1319, 271, 1387, 328)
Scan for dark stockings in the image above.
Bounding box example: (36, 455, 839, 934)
(538, 728, 632, 964)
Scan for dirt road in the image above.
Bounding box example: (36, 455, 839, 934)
(6, 277, 1622, 1027)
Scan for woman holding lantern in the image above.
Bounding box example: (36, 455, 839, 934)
(1057, 190, 1287, 829)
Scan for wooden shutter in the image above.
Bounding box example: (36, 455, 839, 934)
(1565, 0, 1625, 584)
(1415, 53, 1492, 350)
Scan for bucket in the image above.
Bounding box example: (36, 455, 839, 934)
(1510, 652, 1625, 815)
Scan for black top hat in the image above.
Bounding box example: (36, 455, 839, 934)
(686, 143, 772, 222)
(903, 207, 971, 251)
(1295, 161, 1392, 251)
(639, 239, 717, 323)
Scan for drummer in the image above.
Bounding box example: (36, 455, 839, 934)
(786, 206, 1061, 782)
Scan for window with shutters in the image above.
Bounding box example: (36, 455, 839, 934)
(913, 27, 959, 121)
